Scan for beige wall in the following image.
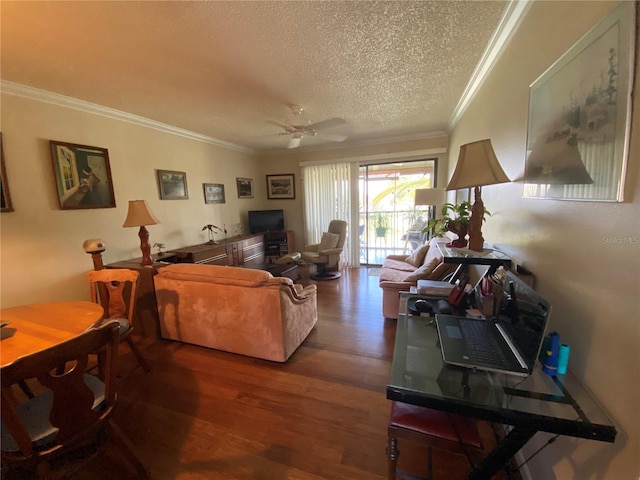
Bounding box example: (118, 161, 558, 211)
(0, 94, 262, 307)
(450, 2, 639, 478)
(258, 135, 450, 250)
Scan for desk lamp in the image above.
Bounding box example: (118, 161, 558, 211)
(123, 200, 159, 267)
(446, 139, 510, 252)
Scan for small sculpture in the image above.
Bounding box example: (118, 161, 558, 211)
(153, 242, 166, 256)
(202, 224, 222, 244)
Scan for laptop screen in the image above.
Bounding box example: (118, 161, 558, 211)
(496, 270, 551, 370)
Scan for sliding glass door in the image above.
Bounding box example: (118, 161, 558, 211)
(359, 159, 437, 265)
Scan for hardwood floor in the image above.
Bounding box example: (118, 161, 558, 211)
(7, 267, 520, 479)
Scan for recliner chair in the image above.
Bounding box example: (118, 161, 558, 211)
(301, 220, 348, 280)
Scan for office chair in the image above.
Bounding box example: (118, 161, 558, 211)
(387, 401, 483, 480)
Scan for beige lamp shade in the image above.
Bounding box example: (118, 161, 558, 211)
(414, 188, 446, 206)
(446, 139, 510, 190)
(122, 200, 159, 227)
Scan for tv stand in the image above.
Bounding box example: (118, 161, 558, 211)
(264, 230, 294, 262)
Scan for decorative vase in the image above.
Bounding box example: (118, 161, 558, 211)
(445, 221, 468, 248)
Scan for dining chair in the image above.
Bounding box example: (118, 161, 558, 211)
(86, 268, 151, 373)
(387, 401, 483, 480)
(0, 321, 149, 479)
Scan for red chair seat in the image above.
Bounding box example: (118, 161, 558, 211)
(389, 401, 482, 449)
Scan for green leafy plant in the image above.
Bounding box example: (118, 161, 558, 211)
(424, 201, 491, 237)
(373, 212, 390, 237)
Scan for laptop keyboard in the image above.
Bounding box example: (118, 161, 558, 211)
(459, 319, 509, 368)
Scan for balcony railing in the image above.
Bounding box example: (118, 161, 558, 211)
(359, 209, 430, 265)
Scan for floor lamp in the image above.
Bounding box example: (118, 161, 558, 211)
(446, 139, 510, 252)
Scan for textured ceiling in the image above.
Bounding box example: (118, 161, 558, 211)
(1, 1, 510, 153)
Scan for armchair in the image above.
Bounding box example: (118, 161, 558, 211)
(301, 220, 348, 280)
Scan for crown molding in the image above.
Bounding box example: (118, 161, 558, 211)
(448, 0, 532, 129)
(1, 81, 255, 154)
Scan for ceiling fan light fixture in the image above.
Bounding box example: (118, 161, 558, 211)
(290, 104, 304, 115)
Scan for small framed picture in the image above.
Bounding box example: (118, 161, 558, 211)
(236, 177, 253, 198)
(157, 169, 189, 200)
(49, 140, 116, 210)
(1, 133, 14, 212)
(203, 183, 225, 204)
(266, 173, 295, 200)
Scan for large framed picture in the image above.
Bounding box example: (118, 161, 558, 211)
(236, 177, 253, 198)
(157, 170, 189, 200)
(266, 173, 295, 199)
(524, 2, 635, 202)
(203, 183, 225, 204)
(49, 140, 116, 210)
(1, 133, 14, 212)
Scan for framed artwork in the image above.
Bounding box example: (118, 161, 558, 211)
(236, 177, 253, 198)
(157, 170, 189, 200)
(49, 140, 116, 210)
(524, 1, 635, 202)
(1, 133, 14, 212)
(203, 183, 225, 204)
(266, 173, 295, 199)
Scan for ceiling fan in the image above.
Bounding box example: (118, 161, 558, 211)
(272, 105, 347, 149)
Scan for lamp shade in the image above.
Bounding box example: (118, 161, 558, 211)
(122, 200, 159, 227)
(446, 139, 510, 190)
(414, 188, 446, 206)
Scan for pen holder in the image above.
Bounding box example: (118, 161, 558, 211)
(474, 288, 502, 317)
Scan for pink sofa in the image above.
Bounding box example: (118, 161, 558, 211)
(153, 264, 317, 362)
(379, 238, 457, 319)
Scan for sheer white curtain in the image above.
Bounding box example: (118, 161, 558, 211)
(302, 163, 357, 267)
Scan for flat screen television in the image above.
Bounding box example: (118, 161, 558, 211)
(248, 209, 285, 234)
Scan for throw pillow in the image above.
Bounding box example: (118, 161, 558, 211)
(405, 244, 430, 267)
(318, 232, 340, 251)
(404, 257, 441, 283)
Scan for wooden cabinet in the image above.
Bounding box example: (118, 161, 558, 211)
(168, 234, 265, 266)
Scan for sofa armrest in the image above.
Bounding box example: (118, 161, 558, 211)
(293, 284, 317, 299)
(384, 254, 409, 262)
(379, 280, 415, 291)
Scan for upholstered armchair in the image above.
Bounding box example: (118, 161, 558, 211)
(153, 264, 317, 362)
(301, 220, 348, 280)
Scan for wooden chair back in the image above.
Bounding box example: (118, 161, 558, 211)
(86, 269, 139, 328)
(1, 321, 119, 460)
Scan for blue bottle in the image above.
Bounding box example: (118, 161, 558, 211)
(542, 332, 560, 376)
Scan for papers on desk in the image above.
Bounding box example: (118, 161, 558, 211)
(416, 280, 454, 296)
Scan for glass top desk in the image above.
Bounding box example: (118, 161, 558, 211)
(386, 293, 617, 480)
(436, 241, 512, 283)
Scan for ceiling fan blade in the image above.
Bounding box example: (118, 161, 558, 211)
(306, 117, 346, 131)
(288, 137, 302, 149)
(318, 133, 348, 142)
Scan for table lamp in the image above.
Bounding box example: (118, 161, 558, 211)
(414, 188, 446, 236)
(446, 139, 510, 252)
(123, 200, 159, 266)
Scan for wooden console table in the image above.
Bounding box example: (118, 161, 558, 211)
(169, 234, 265, 266)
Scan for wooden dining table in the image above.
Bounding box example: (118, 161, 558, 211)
(1, 301, 104, 367)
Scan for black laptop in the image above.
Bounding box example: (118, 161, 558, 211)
(435, 270, 551, 377)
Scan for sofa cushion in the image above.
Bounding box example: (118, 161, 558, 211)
(405, 243, 430, 267)
(319, 232, 340, 251)
(403, 257, 441, 282)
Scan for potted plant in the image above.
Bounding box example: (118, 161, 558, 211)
(424, 201, 490, 248)
(373, 212, 390, 238)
